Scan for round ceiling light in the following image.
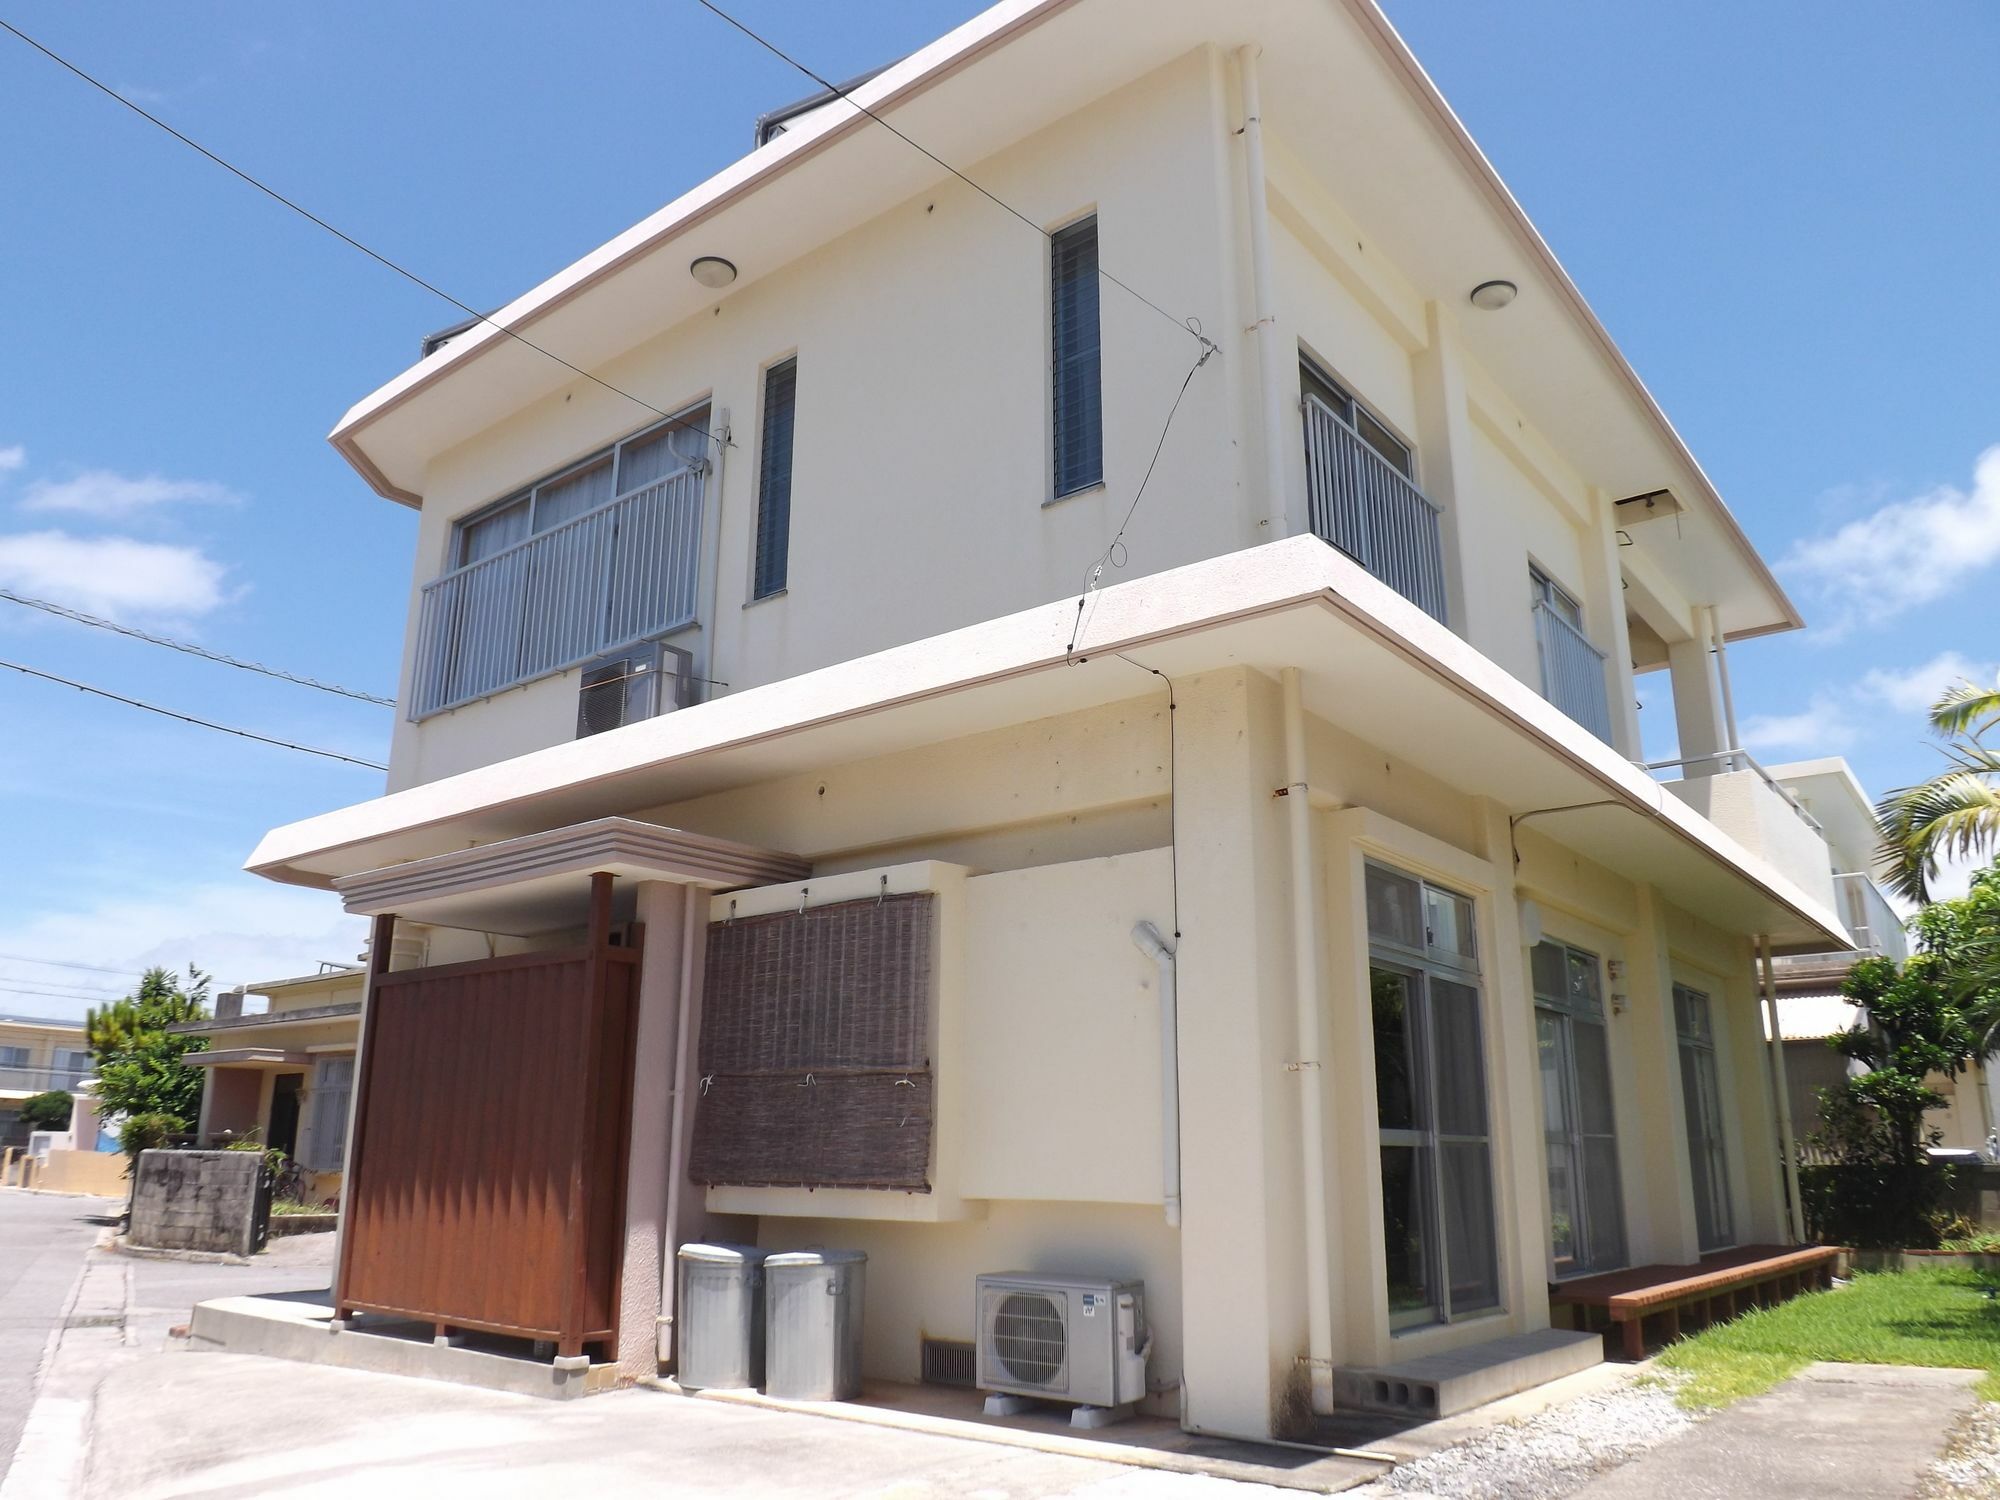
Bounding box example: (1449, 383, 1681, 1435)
(690, 256, 738, 289)
(1469, 279, 1517, 311)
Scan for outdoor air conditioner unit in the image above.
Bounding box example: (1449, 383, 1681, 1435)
(975, 1273, 1149, 1425)
(576, 642, 696, 738)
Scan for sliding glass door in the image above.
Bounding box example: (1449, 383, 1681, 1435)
(1533, 941, 1627, 1279)
(1367, 863, 1500, 1328)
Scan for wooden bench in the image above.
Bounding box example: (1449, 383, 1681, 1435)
(1549, 1244, 1841, 1359)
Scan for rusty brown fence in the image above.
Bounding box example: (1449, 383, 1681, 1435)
(336, 889, 639, 1357)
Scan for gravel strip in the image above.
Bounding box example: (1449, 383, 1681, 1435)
(1920, 1400, 2000, 1499)
(1348, 1374, 1698, 1500)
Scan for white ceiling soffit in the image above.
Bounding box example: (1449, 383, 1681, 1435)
(248, 538, 1844, 952)
(329, 0, 1795, 639)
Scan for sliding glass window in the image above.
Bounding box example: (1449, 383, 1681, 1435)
(1367, 862, 1500, 1329)
(1533, 941, 1627, 1278)
(1674, 985, 1735, 1252)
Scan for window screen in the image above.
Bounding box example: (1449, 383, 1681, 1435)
(754, 358, 798, 599)
(692, 892, 935, 1190)
(1051, 216, 1103, 497)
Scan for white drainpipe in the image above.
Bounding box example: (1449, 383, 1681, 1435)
(657, 889, 707, 1364)
(1281, 666, 1336, 1412)
(1238, 45, 1293, 540)
(1759, 935, 1805, 1243)
(1131, 921, 1182, 1228)
(1709, 608, 1742, 756)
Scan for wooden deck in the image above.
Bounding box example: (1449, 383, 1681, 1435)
(1550, 1244, 1840, 1359)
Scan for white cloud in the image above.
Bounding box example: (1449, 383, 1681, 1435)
(1739, 695, 1856, 755)
(21, 469, 238, 518)
(1858, 650, 1997, 716)
(0, 529, 227, 619)
(0, 877, 363, 1023)
(1780, 444, 2000, 637)
(0, 445, 24, 474)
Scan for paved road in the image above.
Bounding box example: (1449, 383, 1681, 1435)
(0, 1192, 119, 1486)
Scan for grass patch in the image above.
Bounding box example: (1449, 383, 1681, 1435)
(270, 1198, 333, 1217)
(1655, 1268, 2000, 1409)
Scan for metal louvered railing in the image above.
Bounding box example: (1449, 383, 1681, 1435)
(410, 467, 704, 718)
(1532, 600, 1614, 743)
(1303, 395, 1448, 622)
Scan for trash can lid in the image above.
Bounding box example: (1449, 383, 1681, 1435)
(678, 1241, 769, 1265)
(766, 1248, 867, 1267)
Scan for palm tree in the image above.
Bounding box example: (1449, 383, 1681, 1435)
(1878, 677, 2000, 902)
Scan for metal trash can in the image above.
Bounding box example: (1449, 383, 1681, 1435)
(676, 1242, 769, 1390)
(764, 1249, 867, 1400)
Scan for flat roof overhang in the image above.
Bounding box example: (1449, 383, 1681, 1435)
(249, 538, 1847, 954)
(186, 1048, 313, 1069)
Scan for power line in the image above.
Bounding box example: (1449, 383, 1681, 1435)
(0, 976, 124, 1002)
(0, 953, 142, 979)
(0, 983, 117, 1009)
(0, 657, 387, 770)
(690, 0, 1217, 357)
(0, 19, 724, 452)
(0, 590, 394, 706)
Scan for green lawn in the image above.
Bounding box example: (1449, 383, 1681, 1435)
(1654, 1268, 2000, 1408)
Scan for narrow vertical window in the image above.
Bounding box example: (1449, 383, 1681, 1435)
(754, 357, 797, 599)
(1051, 215, 1102, 497)
(1674, 985, 1735, 1251)
(1534, 940, 1627, 1278)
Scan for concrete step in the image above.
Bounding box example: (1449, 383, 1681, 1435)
(1333, 1327, 1602, 1418)
(185, 1294, 620, 1400)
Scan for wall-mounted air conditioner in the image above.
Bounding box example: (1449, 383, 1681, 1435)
(576, 642, 695, 738)
(975, 1273, 1148, 1425)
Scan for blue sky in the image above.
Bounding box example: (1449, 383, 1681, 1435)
(0, 2, 1992, 1019)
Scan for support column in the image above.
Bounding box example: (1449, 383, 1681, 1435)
(1411, 302, 1484, 644)
(1628, 887, 1701, 1264)
(1584, 487, 1643, 758)
(331, 911, 397, 1323)
(1668, 607, 1730, 775)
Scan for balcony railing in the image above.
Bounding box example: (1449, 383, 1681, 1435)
(410, 467, 705, 719)
(0, 1065, 88, 1095)
(1533, 600, 1614, 743)
(1303, 396, 1449, 622)
(1834, 871, 1909, 962)
(1646, 750, 1826, 835)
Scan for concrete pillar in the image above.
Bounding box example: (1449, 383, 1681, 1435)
(1170, 667, 1307, 1440)
(1628, 886, 1701, 1263)
(1667, 607, 1729, 775)
(618, 880, 698, 1379)
(1583, 487, 1643, 759)
(1411, 302, 1483, 643)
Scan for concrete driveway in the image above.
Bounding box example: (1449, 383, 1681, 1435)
(0, 1190, 119, 1485)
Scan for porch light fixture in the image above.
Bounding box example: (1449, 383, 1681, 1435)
(689, 256, 738, 289)
(1468, 279, 1517, 311)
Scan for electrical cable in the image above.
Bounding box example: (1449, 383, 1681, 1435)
(689, 0, 1218, 357)
(0, 589, 393, 706)
(0, 18, 724, 451)
(0, 953, 143, 979)
(0, 657, 387, 770)
(0, 976, 124, 1002)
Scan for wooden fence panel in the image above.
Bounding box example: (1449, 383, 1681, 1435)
(337, 940, 639, 1356)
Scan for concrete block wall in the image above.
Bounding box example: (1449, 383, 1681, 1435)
(130, 1149, 267, 1256)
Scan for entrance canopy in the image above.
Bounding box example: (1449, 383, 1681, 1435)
(249, 537, 1848, 954)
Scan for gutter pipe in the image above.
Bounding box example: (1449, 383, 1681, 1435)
(1237, 46, 1293, 540)
(1710, 608, 1742, 755)
(1758, 934, 1805, 1243)
(1281, 666, 1336, 1412)
(1131, 921, 1182, 1229)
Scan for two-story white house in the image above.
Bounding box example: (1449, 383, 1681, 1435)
(245, 0, 1857, 1442)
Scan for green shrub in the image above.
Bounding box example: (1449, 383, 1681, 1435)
(18, 1090, 73, 1132)
(118, 1111, 184, 1160)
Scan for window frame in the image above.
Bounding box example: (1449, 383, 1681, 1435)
(1529, 564, 1584, 629)
(1365, 860, 1502, 1331)
(1050, 212, 1104, 501)
(1532, 939, 1628, 1280)
(1299, 352, 1414, 480)
(305, 1054, 356, 1173)
(751, 355, 798, 602)
(1673, 983, 1736, 1253)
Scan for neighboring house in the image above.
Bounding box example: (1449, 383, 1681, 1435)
(245, 0, 1862, 1440)
(0, 1013, 91, 1147)
(172, 968, 369, 1199)
(1766, 758, 1996, 1155)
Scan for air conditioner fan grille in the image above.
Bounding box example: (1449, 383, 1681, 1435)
(991, 1291, 1066, 1386)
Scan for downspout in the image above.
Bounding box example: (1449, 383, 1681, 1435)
(1759, 934, 1805, 1243)
(1709, 608, 1741, 758)
(1281, 666, 1336, 1413)
(1131, 921, 1182, 1228)
(1237, 45, 1293, 540)
(657, 889, 707, 1364)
